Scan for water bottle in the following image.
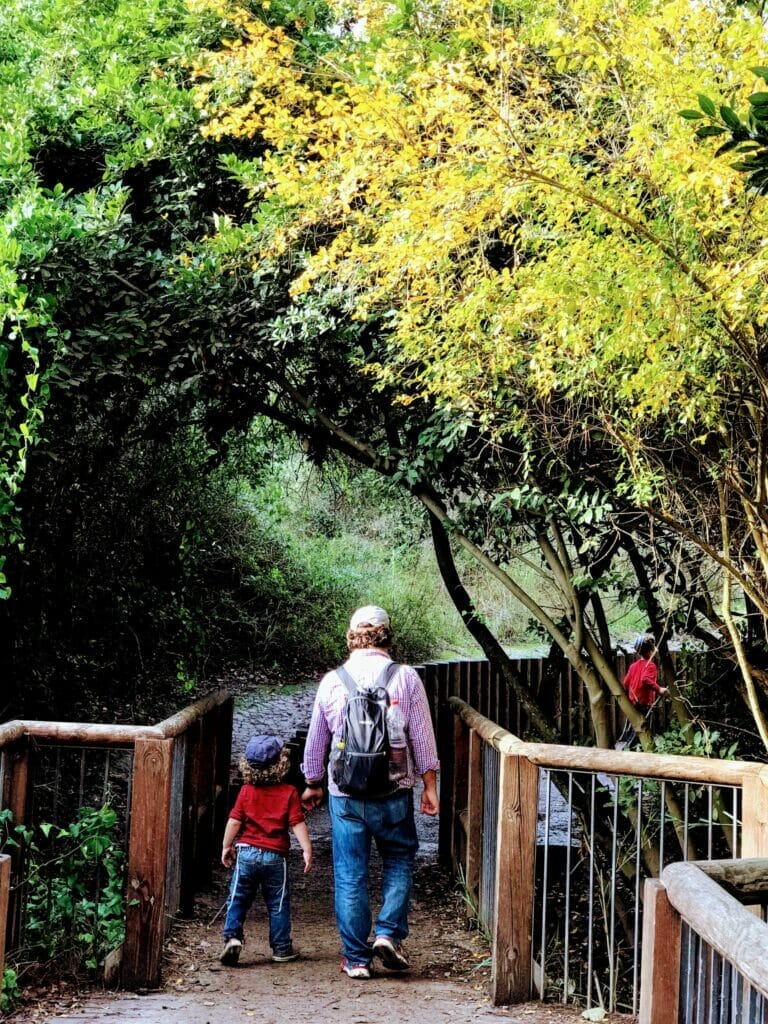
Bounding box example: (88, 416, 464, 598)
(387, 699, 408, 781)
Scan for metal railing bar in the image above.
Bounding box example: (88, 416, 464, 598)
(731, 789, 738, 859)
(539, 768, 551, 999)
(660, 779, 667, 870)
(587, 772, 596, 1009)
(102, 750, 111, 806)
(563, 771, 573, 1005)
(707, 787, 714, 861)
(684, 782, 690, 861)
(78, 748, 86, 808)
(609, 776, 619, 1012)
(632, 777, 643, 1017)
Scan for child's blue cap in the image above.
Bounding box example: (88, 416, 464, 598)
(245, 734, 282, 766)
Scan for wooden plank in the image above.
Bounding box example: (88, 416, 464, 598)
(122, 737, 175, 990)
(465, 728, 484, 912)
(0, 854, 10, 981)
(491, 753, 538, 1005)
(638, 879, 681, 1024)
(662, 862, 768, 999)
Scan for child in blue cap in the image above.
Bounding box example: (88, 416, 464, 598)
(220, 734, 313, 966)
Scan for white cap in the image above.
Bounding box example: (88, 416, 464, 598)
(349, 605, 390, 630)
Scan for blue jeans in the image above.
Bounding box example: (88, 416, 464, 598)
(222, 845, 293, 956)
(329, 789, 419, 965)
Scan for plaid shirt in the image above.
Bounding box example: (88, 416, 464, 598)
(301, 648, 440, 797)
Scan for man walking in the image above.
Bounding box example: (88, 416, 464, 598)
(301, 605, 440, 979)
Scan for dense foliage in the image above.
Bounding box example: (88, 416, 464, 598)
(180, 0, 768, 750)
(1, 0, 767, 755)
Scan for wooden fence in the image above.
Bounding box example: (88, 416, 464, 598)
(641, 858, 768, 1023)
(417, 659, 768, 1012)
(0, 690, 233, 989)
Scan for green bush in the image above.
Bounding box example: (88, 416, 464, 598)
(0, 805, 126, 974)
(1, 968, 21, 1014)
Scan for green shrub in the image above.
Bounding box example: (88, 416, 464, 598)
(1, 968, 21, 1014)
(0, 805, 126, 974)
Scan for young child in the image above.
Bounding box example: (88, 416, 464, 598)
(220, 734, 313, 966)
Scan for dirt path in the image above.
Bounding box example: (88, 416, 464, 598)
(16, 682, 634, 1024)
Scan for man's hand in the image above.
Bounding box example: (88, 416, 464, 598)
(301, 784, 324, 811)
(420, 786, 440, 816)
(221, 845, 235, 868)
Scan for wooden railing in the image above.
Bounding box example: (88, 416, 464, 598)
(641, 858, 768, 1023)
(0, 690, 233, 989)
(428, 673, 768, 1012)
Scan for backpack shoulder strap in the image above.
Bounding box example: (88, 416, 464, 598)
(335, 664, 358, 695)
(376, 661, 400, 691)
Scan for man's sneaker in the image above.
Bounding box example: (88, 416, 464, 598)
(219, 937, 242, 966)
(272, 948, 299, 962)
(372, 935, 410, 971)
(340, 958, 371, 979)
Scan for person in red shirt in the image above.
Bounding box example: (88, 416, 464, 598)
(617, 636, 669, 748)
(220, 734, 313, 966)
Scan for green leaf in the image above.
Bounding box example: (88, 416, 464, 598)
(747, 92, 768, 106)
(695, 125, 726, 137)
(697, 93, 717, 117)
(750, 66, 768, 82)
(679, 109, 704, 120)
(719, 106, 742, 130)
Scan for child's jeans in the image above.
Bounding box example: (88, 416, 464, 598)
(223, 844, 293, 956)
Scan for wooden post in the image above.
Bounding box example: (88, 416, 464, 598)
(437, 661, 456, 865)
(742, 765, 768, 857)
(638, 880, 681, 1024)
(491, 753, 539, 1005)
(122, 737, 175, 990)
(451, 715, 469, 875)
(0, 854, 10, 981)
(465, 728, 483, 912)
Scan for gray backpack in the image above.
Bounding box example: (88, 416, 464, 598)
(330, 662, 399, 798)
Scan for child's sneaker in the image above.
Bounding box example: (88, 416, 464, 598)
(340, 958, 371, 979)
(219, 937, 242, 966)
(372, 935, 410, 971)
(272, 947, 299, 962)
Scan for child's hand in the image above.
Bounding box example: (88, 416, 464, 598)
(301, 785, 323, 811)
(303, 849, 313, 874)
(222, 845, 235, 868)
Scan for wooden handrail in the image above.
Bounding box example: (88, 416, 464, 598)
(0, 689, 233, 750)
(695, 856, 768, 904)
(661, 860, 768, 1000)
(15, 722, 162, 744)
(154, 689, 232, 738)
(0, 723, 26, 746)
(449, 696, 756, 786)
